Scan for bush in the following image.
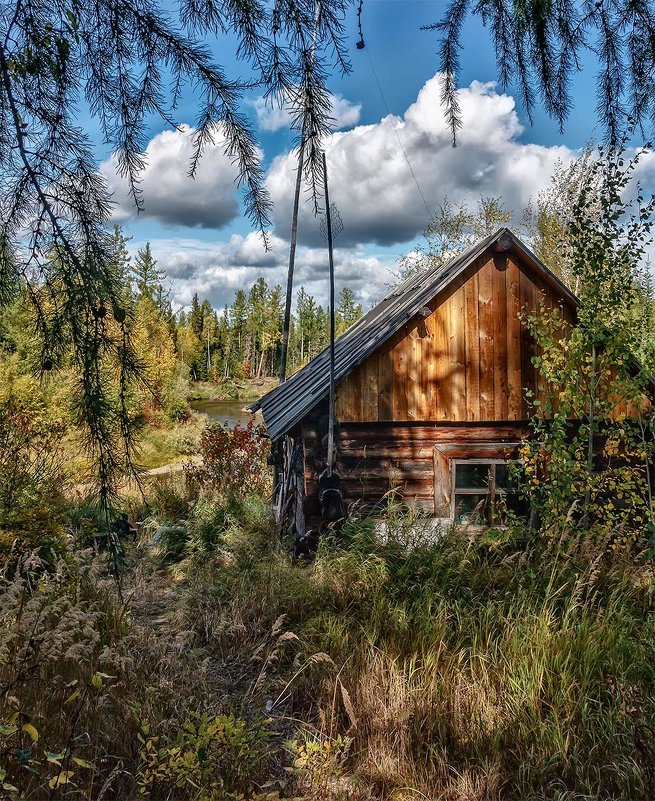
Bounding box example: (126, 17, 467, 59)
(175, 511, 655, 801)
(185, 420, 271, 498)
(154, 492, 274, 564)
(136, 712, 271, 798)
(0, 360, 69, 566)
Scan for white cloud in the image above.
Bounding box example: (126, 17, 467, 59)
(141, 233, 393, 311)
(252, 92, 361, 132)
(266, 75, 575, 247)
(100, 75, 585, 242)
(100, 125, 248, 229)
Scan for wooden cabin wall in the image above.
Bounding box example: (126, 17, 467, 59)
(296, 251, 650, 531)
(335, 253, 575, 423)
(300, 418, 530, 527)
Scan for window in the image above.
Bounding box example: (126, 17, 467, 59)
(451, 460, 527, 525)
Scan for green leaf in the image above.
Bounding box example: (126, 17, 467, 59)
(72, 757, 93, 769)
(65, 687, 81, 704)
(91, 673, 103, 689)
(48, 770, 75, 789)
(0, 725, 18, 736)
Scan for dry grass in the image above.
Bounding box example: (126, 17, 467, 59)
(2, 493, 655, 800)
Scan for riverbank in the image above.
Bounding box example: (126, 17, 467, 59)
(140, 379, 272, 471)
(63, 380, 273, 487)
(186, 377, 277, 403)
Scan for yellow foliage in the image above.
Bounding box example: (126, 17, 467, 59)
(131, 296, 178, 408)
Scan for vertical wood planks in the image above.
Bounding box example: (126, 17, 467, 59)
(350, 363, 363, 422)
(464, 271, 480, 421)
(519, 266, 538, 417)
(415, 324, 429, 420)
(449, 287, 467, 420)
(434, 301, 450, 420)
(492, 255, 509, 419)
(407, 324, 420, 419)
(506, 257, 523, 419)
(334, 376, 349, 420)
(333, 251, 580, 427)
(392, 329, 410, 419)
(378, 341, 394, 420)
(361, 351, 379, 421)
(478, 258, 495, 420)
(424, 303, 437, 419)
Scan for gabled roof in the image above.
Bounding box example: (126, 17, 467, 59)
(250, 228, 578, 441)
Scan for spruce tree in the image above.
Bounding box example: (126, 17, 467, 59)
(0, 0, 350, 528)
(132, 243, 165, 303)
(336, 287, 363, 335)
(432, 1, 655, 145)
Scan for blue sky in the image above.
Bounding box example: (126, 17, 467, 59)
(97, 0, 646, 312)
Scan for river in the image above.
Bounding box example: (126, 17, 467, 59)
(189, 399, 263, 428)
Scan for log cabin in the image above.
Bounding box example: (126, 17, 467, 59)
(249, 227, 642, 544)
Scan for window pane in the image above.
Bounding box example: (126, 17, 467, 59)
(455, 462, 490, 489)
(454, 493, 488, 524)
(495, 463, 517, 491)
(499, 493, 531, 521)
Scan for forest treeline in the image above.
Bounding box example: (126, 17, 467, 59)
(178, 274, 362, 383)
(115, 227, 363, 385)
(0, 226, 363, 433)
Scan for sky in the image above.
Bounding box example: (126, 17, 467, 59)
(95, 0, 654, 313)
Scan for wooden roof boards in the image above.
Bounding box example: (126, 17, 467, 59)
(250, 228, 578, 441)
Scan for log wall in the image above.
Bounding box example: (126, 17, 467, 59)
(301, 419, 529, 525)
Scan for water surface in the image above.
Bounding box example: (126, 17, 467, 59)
(190, 399, 263, 429)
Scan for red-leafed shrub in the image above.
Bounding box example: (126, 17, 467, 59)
(185, 419, 271, 497)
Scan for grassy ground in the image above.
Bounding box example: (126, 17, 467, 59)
(61, 378, 272, 482)
(136, 411, 206, 470)
(60, 410, 207, 482)
(2, 483, 655, 800)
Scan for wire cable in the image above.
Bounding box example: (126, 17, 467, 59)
(363, 44, 433, 220)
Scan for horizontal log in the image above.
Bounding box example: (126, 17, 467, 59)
(309, 473, 435, 492)
(336, 456, 433, 472)
(339, 478, 434, 495)
(338, 443, 438, 459)
(338, 424, 531, 444)
(338, 469, 434, 484)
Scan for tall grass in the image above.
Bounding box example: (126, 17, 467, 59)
(2, 491, 655, 799)
(177, 508, 655, 800)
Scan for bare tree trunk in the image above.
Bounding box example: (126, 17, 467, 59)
(278, 0, 321, 383)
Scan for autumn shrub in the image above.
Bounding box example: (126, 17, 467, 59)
(5, 482, 655, 801)
(0, 553, 131, 797)
(185, 420, 271, 498)
(0, 547, 282, 800)
(136, 712, 271, 799)
(141, 475, 190, 522)
(154, 491, 274, 564)
(0, 360, 69, 566)
(520, 146, 655, 553)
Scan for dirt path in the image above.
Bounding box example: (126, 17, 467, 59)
(143, 456, 201, 477)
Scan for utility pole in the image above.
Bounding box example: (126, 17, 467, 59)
(206, 323, 211, 377)
(278, 0, 321, 384)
